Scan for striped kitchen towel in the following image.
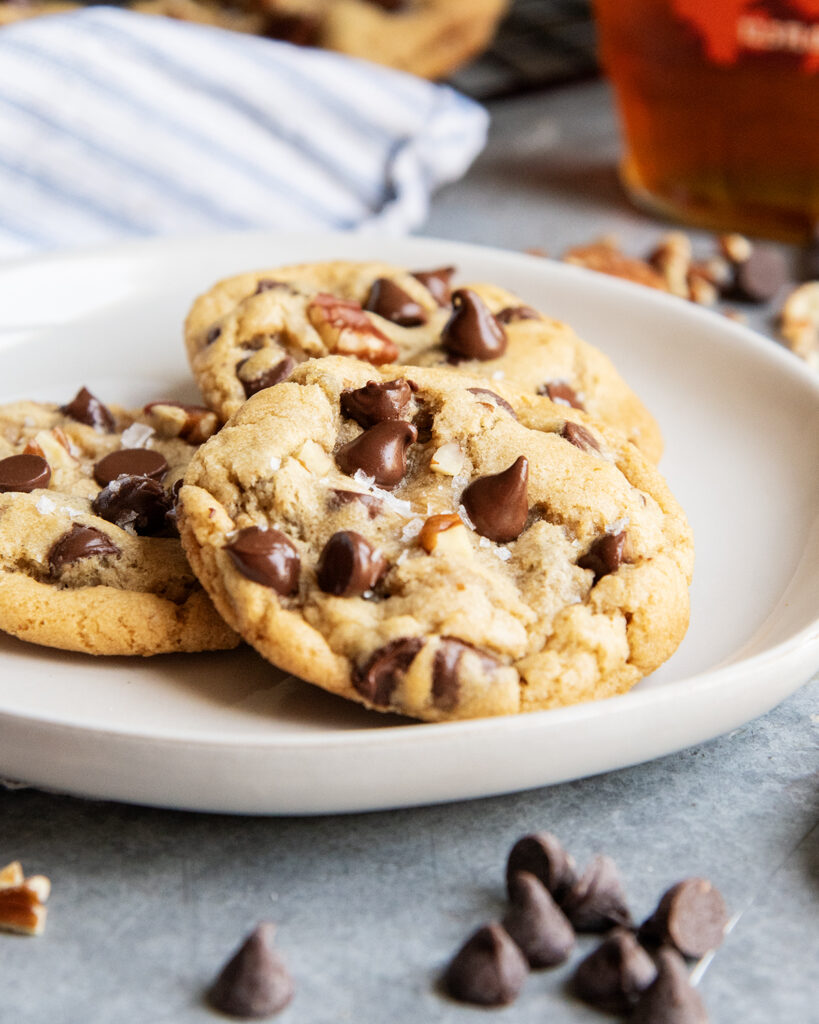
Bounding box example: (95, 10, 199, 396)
(0, 7, 488, 260)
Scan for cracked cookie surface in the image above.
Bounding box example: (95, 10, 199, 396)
(184, 260, 663, 462)
(0, 390, 238, 656)
(178, 356, 692, 722)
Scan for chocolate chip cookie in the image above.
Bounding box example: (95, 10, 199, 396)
(0, 388, 238, 656)
(184, 260, 663, 461)
(178, 356, 692, 722)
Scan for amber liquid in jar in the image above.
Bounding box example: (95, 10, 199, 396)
(594, 0, 819, 241)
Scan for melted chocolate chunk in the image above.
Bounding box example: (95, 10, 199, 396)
(412, 266, 455, 307)
(630, 948, 709, 1024)
(461, 457, 529, 543)
(443, 923, 528, 1007)
(573, 928, 657, 1014)
(205, 325, 222, 345)
(340, 379, 413, 428)
(264, 11, 320, 45)
(335, 420, 417, 489)
(354, 637, 424, 706)
(495, 305, 541, 324)
(240, 356, 296, 398)
(561, 421, 600, 453)
(48, 524, 120, 574)
(328, 489, 382, 517)
(467, 387, 517, 418)
(226, 527, 300, 595)
(0, 454, 51, 494)
(208, 922, 294, 1019)
(92, 476, 173, 536)
(316, 531, 387, 597)
(432, 637, 498, 711)
(93, 448, 168, 487)
(539, 381, 585, 410)
(61, 387, 116, 432)
(578, 531, 626, 582)
(254, 278, 287, 294)
(505, 832, 578, 903)
(364, 278, 427, 327)
(560, 854, 633, 932)
(502, 872, 575, 968)
(441, 289, 507, 362)
(639, 878, 728, 958)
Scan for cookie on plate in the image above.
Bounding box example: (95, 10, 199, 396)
(178, 356, 692, 722)
(0, 388, 238, 656)
(184, 260, 663, 461)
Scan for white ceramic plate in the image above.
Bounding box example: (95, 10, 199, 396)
(0, 231, 817, 815)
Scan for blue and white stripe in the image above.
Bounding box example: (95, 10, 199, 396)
(0, 7, 488, 259)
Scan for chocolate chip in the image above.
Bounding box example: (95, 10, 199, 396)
(48, 524, 120, 574)
(328, 489, 382, 517)
(639, 879, 728, 958)
(502, 871, 575, 968)
(205, 325, 222, 345)
(364, 278, 427, 327)
(731, 245, 789, 303)
(264, 11, 320, 45)
(60, 387, 116, 432)
(93, 449, 168, 487)
(560, 854, 633, 932)
(561, 421, 600, 453)
(505, 832, 577, 903)
(441, 289, 507, 362)
(539, 381, 585, 410)
(226, 527, 300, 596)
(443, 923, 528, 1007)
(432, 637, 498, 711)
(572, 928, 657, 1014)
(92, 476, 173, 536)
(461, 456, 528, 543)
(466, 388, 517, 418)
(367, 0, 409, 10)
(254, 278, 286, 294)
(0, 454, 51, 493)
(317, 531, 387, 597)
(354, 637, 424, 706)
(578, 531, 626, 582)
(412, 266, 455, 307)
(335, 421, 417, 489)
(208, 922, 294, 1020)
(495, 305, 541, 324)
(630, 948, 709, 1024)
(340, 379, 413, 428)
(240, 356, 296, 398)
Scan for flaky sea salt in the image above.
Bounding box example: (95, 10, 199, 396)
(352, 469, 413, 517)
(35, 496, 56, 515)
(491, 370, 505, 380)
(120, 423, 154, 448)
(270, 456, 282, 471)
(605, 516, 630, 535)
(494, 547, 512, 562)
(458, 504, 475, 530)
(401, 518, 424, 542)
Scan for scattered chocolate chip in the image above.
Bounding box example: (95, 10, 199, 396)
(335, 420, 417, 489)
(254, 278, 286, 294)
(539, 381, 585, 410)
(505, 833, 577, 903)
(561, 421, 600, 453)
(730, 245, 789, 303)
(495, 305, 541, 324)
(329, 489, 382, 517)
(441, 289, 507, 362)
(639, 879, 728, 958)
(205, 325, 222, 345)
(240, 357, 296, 398)
(48, 524, 120, 574)
(226, 527, 300, 596)
(432, 637, 498, 711)
(412, 266, 455, 307)
(208, 922, 294, 1020)
(264, 11, 320, 45)
(466, 388, 517, 418)
(354, 637, 424, 706)
(317, 531, 387, 597)
(461, 456, 528, 543)
(364, 278, 427, 327)
(93, 448, 168, 487)
(411, 403, 434, 443)
(340, 379, 413, 428)
(573, 928, 657, 1014)
(443, 923, 528, 1007)
(578, 531, 626, 582)
(92, 476, 173, 536)
(630, 948, 709, 1024)
(367, 0, 409, 10)
(0, 454, 51, 494)
(60, 387, 116, 432)
(561, 854, 633, 932)
(502, 871, 575, 968)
